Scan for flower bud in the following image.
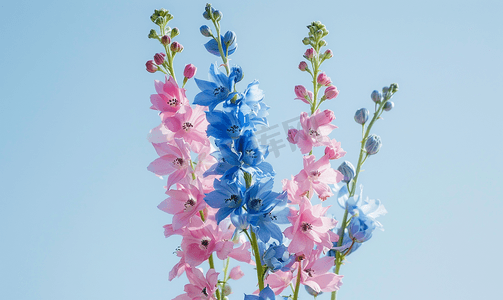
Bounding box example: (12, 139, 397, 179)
(298, 61, 308, 71)
(303, 48, 316, 59)
(214, 10, 223, 21)
(183, 64, 197, 79)
(203, 4, 214, 20)
(390, 83, 399, 93)
(319, 39, 327, 47)
(382, 86, 389, 94)
(148, 29, 158, 39)
(223, 31, 237, 46)
(365, 134, 382, 155)
(384, 101, 394, 111)
(153, 52, 165, 65)
(222, 284, 232, 296)
(305, 285, 323, 297)
(317, 72, 331, 86)
(354, 108, 369, 125)
(323, 49, 333, 59)
(145, 60, 157, 73)
(371, 90, 382, 103)
(287, 128, 299, 144)
(200, 25, 212, 37)
(170, 41, 183, 53)
(230, 66, 243, 83)
(202, 11, 211, 20)
(170, 27, 179, 38)
(324, 85, 339, 99)
(160, 35, 170, 45)
(302, 37, 310, 45)
(337, 161, 355, 183)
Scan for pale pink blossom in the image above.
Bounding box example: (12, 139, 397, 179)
(262, 270, 294, 295)
(281, 176, 304, 205)
(150, 76, 188, 116)
(169, 250, 190, 281)
(173, 267, 219, 300)
(324, 139, 346, 160)
(147, 138, 192, 188)
(294, 249, 343, 293)
(284, 199, 338, 255)
(180, 218, 234, 266)
(294, 109, 338, 154)
(162, 105, 210, 151)
(158, 184, 206, 230)
(229, 266, 244, 280)
(293, 154, 343, 200)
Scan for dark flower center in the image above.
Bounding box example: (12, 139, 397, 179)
(168, 98, 179, 107)
(304, 268, 315, 277)
(200, 237, 211, 250)
(249, 198, 262, 211)
(184, 198, 196, 211)
(245, 149, 257, 159)
(173, 158, 185, 167)
(310, 170, 321, 179)
(227, 125, 240, 135)
(213, 86, 228, 99)
(225, 194, 241, 208)
(201, 287, 208, 296)
(182, 122, 193, 131)
(308, 128, 320, 137)
(301, 222, 313, 232)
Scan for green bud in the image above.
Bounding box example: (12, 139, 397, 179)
(150, 10, 160, 23)
(302, 37, 310, 45)
(171, 27, 179, 38)
(148, 29, 158, 39)
(319, 40, 327, 47)
(155, 17, 164, 26)
(390, 83, 399, 93)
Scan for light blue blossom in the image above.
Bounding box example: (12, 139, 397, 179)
(244, 285, 276, 300)
(204, 31, 238, 57)
(194, 63, 237, 110)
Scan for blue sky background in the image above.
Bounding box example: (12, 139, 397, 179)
(1, 0, 502, 299)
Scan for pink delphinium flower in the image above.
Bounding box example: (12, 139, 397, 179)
(158, 183, 206, 230)
(180, 218, 234, 266)
(325, 139, 346, 160)
(150, 76, 188, 116)
(294, 85, 313, 104)
(295, 249, 343, 293)
(294, 109, 338, 154)
(294, 154, 343, 200)
(162, 105, 210, 151)
(169, 249, 190, 281)
(173, 267, 219, 300)
(281, 176, 304, 205)
(284, 200, 338, 255)
(262, 270, 294, 295)
(229, 266, 244, 280)
(147, 138, 192, 188)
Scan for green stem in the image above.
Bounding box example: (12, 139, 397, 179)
(292, 262, 302, 300)
(250, 229, 265, 291)
(211, 20, 230, 75)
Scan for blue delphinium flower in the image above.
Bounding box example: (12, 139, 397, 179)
(262, 242, 294, 272)
(328, 230, 361, 256)
(247, 190, 289, 243)
(348, 214, 376, 243)
(194, 63, 237, 110)
(206, 106, 248, 142)
(204, 176, 246, 224)
(204, 31, 238, 57)
(224, 80, 269, 130)
(244, 285, 276, 300)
